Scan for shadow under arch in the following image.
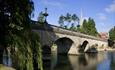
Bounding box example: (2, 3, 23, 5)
(51, 37, 74, 70)
(42, 45, 51, 54)
(79, 40, 89, 53)
(52, 37, 74, 55)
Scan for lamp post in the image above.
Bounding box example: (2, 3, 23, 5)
(43, 8, 49, 23)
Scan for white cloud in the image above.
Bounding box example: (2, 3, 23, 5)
(97, 13, 107, 21)
(113, 0, 115, 3)
(105, 0, 115, 13)
(83, 17, 89, 21)
(98, 22, 112, 32)
(41, 0, 63, 8)
(105, 4, 115, 13)
(99, 22, 105, 26)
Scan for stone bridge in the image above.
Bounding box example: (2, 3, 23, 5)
(32, 23, 108, 55)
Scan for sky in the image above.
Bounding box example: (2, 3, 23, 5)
(31, 0, 115, 33)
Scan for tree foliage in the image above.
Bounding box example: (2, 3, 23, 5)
(0, 0, 42, 70)
(72, 14, 79, 23)
(80, 18, 98, 36)
(70, 23, 76, 31)
(58, 14, 98, 36)
(58, 15, 65, 27)
(109, 26, 115, 40)
(58, 13, 79, 29)
(65, 13, 72, 25)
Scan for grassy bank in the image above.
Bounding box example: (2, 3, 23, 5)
(0, 64, 15, 70)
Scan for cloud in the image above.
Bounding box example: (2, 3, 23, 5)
(97, 13, 107, 21)
(83, 17, 89, 21)
(99, 22, 105, 26)
(105, 0, 115, 13)
(41, 0, 63, 8)
(98, 22, 112, 32)
(113, 0, 115, 3)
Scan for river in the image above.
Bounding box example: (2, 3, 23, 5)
(43, 51, 115, 70)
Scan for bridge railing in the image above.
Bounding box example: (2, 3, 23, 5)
(31, 23, 107, 42)
(49, 24, 107, 42)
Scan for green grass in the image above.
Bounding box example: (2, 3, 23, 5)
(0, 64, 15, 70)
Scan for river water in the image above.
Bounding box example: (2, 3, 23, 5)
(43, 51, 115, 70)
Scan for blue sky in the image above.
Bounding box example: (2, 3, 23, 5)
(31, 0, 115, 32)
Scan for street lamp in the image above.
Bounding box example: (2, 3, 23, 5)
(43, 8, 49, 23)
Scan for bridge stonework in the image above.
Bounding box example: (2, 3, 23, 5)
(32, 24, 108, 55)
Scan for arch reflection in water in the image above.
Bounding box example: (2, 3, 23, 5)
(53, 37, 73, 54)
(43, 37, 74, 70)
(69, 53, 106, 70)
(50, 37, 74, 70)
(43, 52, 109, 70)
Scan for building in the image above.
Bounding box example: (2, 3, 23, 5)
(99, 32, 109, 40)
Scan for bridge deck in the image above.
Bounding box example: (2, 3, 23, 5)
(32, 23, 107, 42)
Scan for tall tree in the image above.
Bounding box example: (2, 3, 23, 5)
(81, 18, 98, 36)
(0, 0, 42, 70)
(65, 13, 72, 27)
(109, 26, 115, 40)
(58, 15, 65, 27)
(58, 13, 79, 29)
(88, 18, 98, 36)
(70, 23, 75, 30)
(72, 14, 79, 24)
(81, 19, 87, 33)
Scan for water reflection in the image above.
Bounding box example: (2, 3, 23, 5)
(3, 49, 12, 67)
(68, 53, 99, 70)
(43, 52, 115, 70)
(110, 52, 115, 70)
(53, 54, 73, 70)
(97, 52, 115, 70)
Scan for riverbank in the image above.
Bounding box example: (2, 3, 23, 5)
(98, 47, 115, 51)
(0, 64, 15, 70)
(106, 47, 115, 51)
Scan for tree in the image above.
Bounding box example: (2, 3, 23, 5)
(70, 14, 79, 31)
(81, 19, 87, 33)
(58, 13, 72, 29)
(109, 26, 115, 40)
(72, 14, 79, 24)
(65, 13, 72, 27)
(58, 13, 80, 30)
(58, 13, 80, 31)
(80, 18, 98, 36)
(87, 18, 98, 36)
(0, 0, 42, 70)
(70, 23, 75, 30)
(89, 18, 98, 36)
(58, 15, 65, 27)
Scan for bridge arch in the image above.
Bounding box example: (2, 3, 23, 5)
(79, 40, 89, 52)
(51, 37, 74, 54)
(81, 40, 89, 49)
(42, 45, 51, 54)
